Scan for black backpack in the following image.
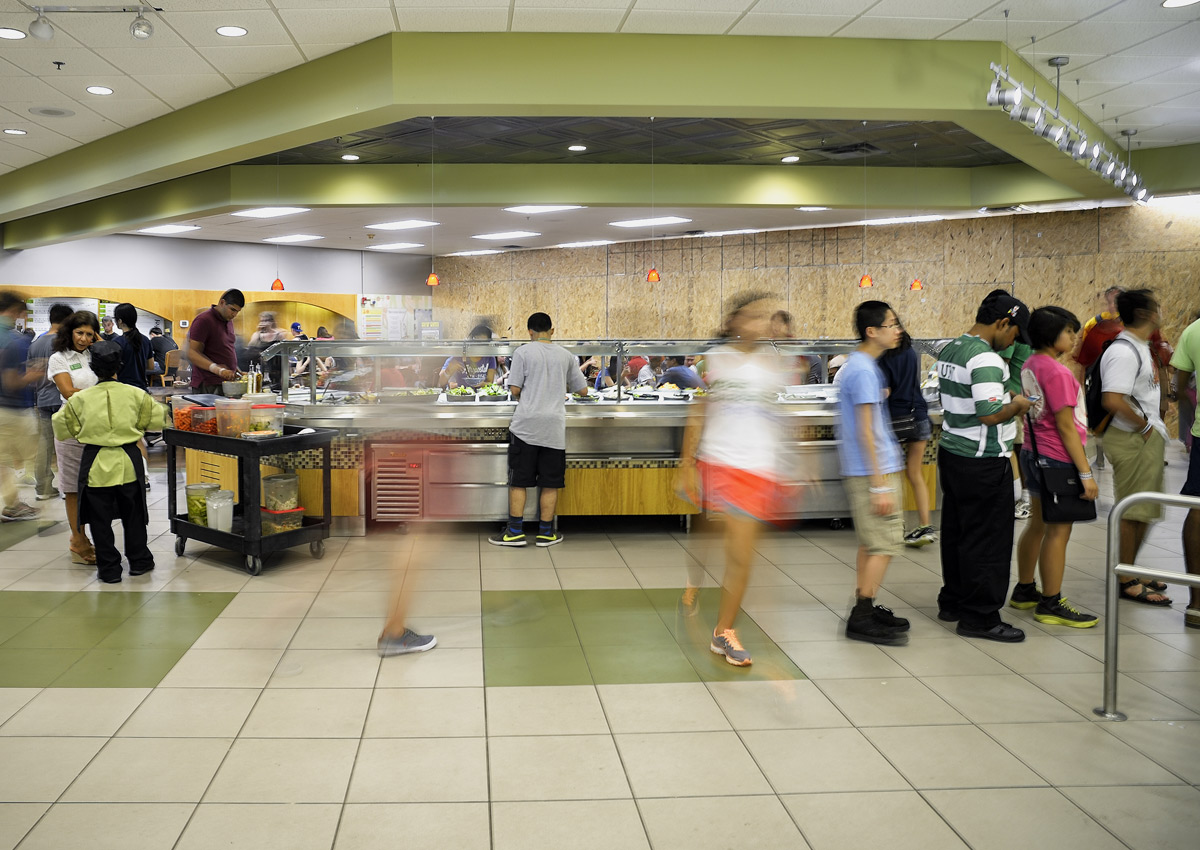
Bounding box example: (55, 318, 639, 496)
(1083, 337, 1140, 432)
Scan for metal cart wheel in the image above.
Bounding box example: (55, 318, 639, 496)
(310, 539, 325, 559)
(829, 518, 846, 530)
(246, 555, 263, 576)
(174, 536, 186, 557)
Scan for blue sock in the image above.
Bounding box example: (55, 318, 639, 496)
(507, 515, 523, 535)
(539, 521, 553, 536)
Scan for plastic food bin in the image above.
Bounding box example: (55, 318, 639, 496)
(261, 506, 305, 535)
(190, 407, 217, 434)
(262, 472, 300, 511)
(214, 398, 252, 437)
(172, 403, 198, 431)
(206, 489, 234, 532)
(249, 404, 285, 433)
(186, 482, 219, 525)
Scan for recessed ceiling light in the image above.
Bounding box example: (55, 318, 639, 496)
(447, 249, 504, 256)
(367, 242, 423, 251)
(857, 215, 945, 226)
(233, 207, 310, 218)
(0, 27, 26, 40)
(262, 234, 323, 243)
(138, 224, 200, 234)
(1162, 0, 1200, 8)
(699, 229, 762, 237)
(366, 219, 438, 231)
(556, 240, 615, 248)
(86, 86, 113, 96)
(504, 205, 584, 214)
(609, 216, 692, 228)
(216, 25, 248, 37)
(568, 145, 587, 152)
(341, 154, 360, 161)
(781, 156, 800, 163)
(3, 128, 28, 136)
(472, 230, 539, 240)
(796, 206, 830, 212)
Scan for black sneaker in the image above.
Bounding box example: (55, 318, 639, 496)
(937, 609, 960, 622)
(1034, 594, 1099, 629)
(488, 529, 527, 547)
(1009, 582, 1041, 610)
(956, 621, 1025, 642)
(846, 610, 909, 646)
(873, 605, 910, 632)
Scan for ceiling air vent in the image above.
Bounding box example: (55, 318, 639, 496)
(808, 142, 885, 160)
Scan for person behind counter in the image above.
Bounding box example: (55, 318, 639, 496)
(187, 289, 244, 393)
(489, 312, 588, 548)
(248, 311, 288, 390)
(440, 325, 498, 389)
(99, 316, 116, 341)
(656, 356, 706, 390)
(53, 340, 167, 584)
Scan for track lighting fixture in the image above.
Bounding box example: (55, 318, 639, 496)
(130, 8, 153, 39)
(1010, 105, 1043, 125)
(1035, 120, 1065, 142)
(29, 8, 53, 40)
(986, 79, 1022, 108)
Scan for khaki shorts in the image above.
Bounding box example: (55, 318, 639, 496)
(1104, 427, 1165, 523)
(0, 406, 38, 503)
(844, 473, 904, 557)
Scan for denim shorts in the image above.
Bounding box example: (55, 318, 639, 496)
(1018, 451, 1076, 500)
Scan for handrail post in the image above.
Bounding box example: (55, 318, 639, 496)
(1095, 493, 1129, 721)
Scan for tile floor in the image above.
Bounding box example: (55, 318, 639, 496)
(0, 454, 1198, 849)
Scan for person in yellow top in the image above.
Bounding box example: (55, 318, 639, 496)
(53, 340, 168, 584)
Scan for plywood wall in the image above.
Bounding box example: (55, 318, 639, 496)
(432, 205, 1200, 348)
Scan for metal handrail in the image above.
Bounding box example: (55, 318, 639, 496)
(1095, 491, 1200, 721)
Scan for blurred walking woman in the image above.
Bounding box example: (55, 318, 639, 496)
(48, 310, 100, 564)
(677, 292, 790, 667)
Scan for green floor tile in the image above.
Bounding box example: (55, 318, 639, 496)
(1, 617, 127, 650)
(0, 591, 77, 618)
(563, 588, 656, 613)
(482, 589, 568, 615)
(52, 647, 189, 688)
(0, 617, 37, 643)
(681, 640, 806, 683)
(484, 645, 592, 687)
(482, 612, 580, 648)
(0, 647, 88, 687)
(584, 643, 700, 685)
(96, 616, 214, 650)
(134, 592, 236, 618)
(45, 592, 154, 620)
(573, 611, 678, 648)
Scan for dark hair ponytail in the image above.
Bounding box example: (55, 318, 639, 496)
(114, 303, 149, 383)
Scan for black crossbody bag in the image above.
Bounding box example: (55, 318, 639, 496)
(1025, 408, 1096, 524)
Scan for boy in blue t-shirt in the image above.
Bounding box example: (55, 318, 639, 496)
(834, 300, 907, 646)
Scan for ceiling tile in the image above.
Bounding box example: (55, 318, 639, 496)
(96, 46, 217, 76)
(275, 0, 391, 6)
(1160, 90, 1200, 110)
(974, 1, 1115, 22)
(0, 146, 45, 168)
(833, 17, 961, 38)
(137, 74, 234, 109)
(516, 0, 629, 8)
(1081, 81, 1200, 110)
(1032, 19, 1184, 56)
(865, 0, 995, 17)
(225, 72, 273, 87)
(49, 11, 190, 49)
(0, 12, 85, 46)
(3, 76, 71, 101)
(1, 47, 122, 78)
(936, 19, 1071, 42)
(199, 44, 306, 75)
(730, 13, 852, 36)
(162, 10, 295, 47)
(0, 57, 25, 76)
(151, 0, 274, 9)
(621, 10, 741, 34)
(633, 0, 752, 10)
(43, 75, 157, 101)
(395, 7, 511, 30)
(277, 7, 395, 43)
(2, 128, 78, 156)
(511, 8, 627, 32)
(1124, 21, 1200, 56)
(1091, 0, 1200, 23)
(754, 0, 874, 12)
(84, 98, 170, 129)
(1072, 53, 1195, 84)
(1117, 105, 1199, 126)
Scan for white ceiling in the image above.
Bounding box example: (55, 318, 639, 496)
(1, 1, 1198, 175)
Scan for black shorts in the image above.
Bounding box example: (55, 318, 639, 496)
(1182, 439, 1200, 497)
(508, 434, 566, 489)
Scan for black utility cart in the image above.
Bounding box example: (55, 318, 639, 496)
(165, 425, 336, 575)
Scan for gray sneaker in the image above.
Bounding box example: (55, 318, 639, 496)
(1, 501, 39, 522)
(710, 628, 752, 667)
(35, 490, 60, 502)
(378, 628, 437, 657)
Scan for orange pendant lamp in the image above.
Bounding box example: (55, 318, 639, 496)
(426, 272, 440, 287)
(859, 274, 873, 288)
(646, 268, 660, 283)
(271, 278, 284, 290)
(910, 278, 924, 291)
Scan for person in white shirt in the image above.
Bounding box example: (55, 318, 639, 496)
(1100, 288, 1172, 606)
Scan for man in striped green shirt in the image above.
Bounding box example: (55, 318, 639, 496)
(936, 292, 1033, 643)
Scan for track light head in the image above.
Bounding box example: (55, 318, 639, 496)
(1036, 121, 1065, 142)
(1010, 104, 1043, 125)
(1102, 158, 1118, 178)
(986, 79, 1023, 108)
(28, 9, 53, 40)
(1133, 187, 1149, 202)
(130, 11, 153, 40)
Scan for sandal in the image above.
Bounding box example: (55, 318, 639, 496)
(1141, 579, 1169, 593)
(1119, 578, 1172, 607)
(69, 545, 96, 566)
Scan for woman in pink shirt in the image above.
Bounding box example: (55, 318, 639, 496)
(1012, 306, 1100, 628)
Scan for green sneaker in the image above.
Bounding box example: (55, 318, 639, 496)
(1009, 582, 1041, 610)
(534, 531, 563, 548)
(1034, 595, 1099, 629)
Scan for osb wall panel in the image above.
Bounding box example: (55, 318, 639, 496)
(432, 206, 1200, 344)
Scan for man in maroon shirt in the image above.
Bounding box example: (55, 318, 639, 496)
(187, 289, 244, 393)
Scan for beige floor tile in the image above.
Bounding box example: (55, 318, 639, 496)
(0, 687, 149, 737)
(782, 791, 969, 850)
(218, 591, 316, 619)
(880, 639, 1011, 677)
(16, 803, 194, 850)
(4, 572, 96, 591)
(971, 635, 1105, 674)
(1060, 632, 1200, 671)
(490, 735, 631, 801)
(0, 568, 36, 588)
(637, 795, 809, 850)
(340, 533, 417, 554)
(816, 678, 968, 727)
(924, 788, 1127, 850)
(741, 728, 909, 793)
(983, 721, 1185, 786)
(288, 617, 383, 650)
(737, 585, 827, 612)
(615, 731, 769, 797)
(159, 649, 284, 688)
(492, 799, 649, 850)
(236, 569, 330, 593)
(320, 569, 399, 592)
(410, 616, 483, 648)
(205, 738, 358, 803)
(406, 590, 482, 617)
(630, 565, 717, 588)
(865, 725, 1046, 790)
(266, 649, 381, 688)
(375, 647, 483, 688)
(348, 737, 488, 802)
(0, 689, 39, 727)
(705, 680, 850, 730)
(405, 569, 482, 592)
(364, 687, 486, 737)
(191, 617, 301, 649)
(745, 610, 845, 642)
(157, 569, 250, 593)
(1060, 784, 1200, 850)
(598, 683, 731, 734)
(486, 685, 609, 736)
(549, 550, 629, 569)
(334, 803, 491, 850)
(555, 567, 641, 589)
(62, 737, 231, 803)
(241, 688, 371, 737)
(921, 674, 1086, 724)
(1025, 671, 1200, 722)
(780, 641, 911, 679)
(0, 737, 106, 801)
(175, 803, 341, 850)
(618, 550, 703, 570)
(481, 568, 562, 591)
(1102, 719, 1200, 783)
(1125, 669, 1200, 708)
(307, 590, 390, 618)
(755, 543, 847, 566)
(117, 688, 260, 738)
(0, 803, 50, 850)
(777, 561, 858, 584)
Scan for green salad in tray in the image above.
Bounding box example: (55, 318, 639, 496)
(446, 386, 477, 401)
(479, 384, 510, 401)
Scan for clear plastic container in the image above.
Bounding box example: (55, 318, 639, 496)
(262, 473, 299, 511)
(261, 506, 304, 535)
(186, 482, 219, 524)
(249, 404, 284, 434)
(206, 489, 234, 532)
(242, 392, 277, 405)
(172, 403, 197, 431)
(214, 398, 252, 437)
(190, 407, 217, 435)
